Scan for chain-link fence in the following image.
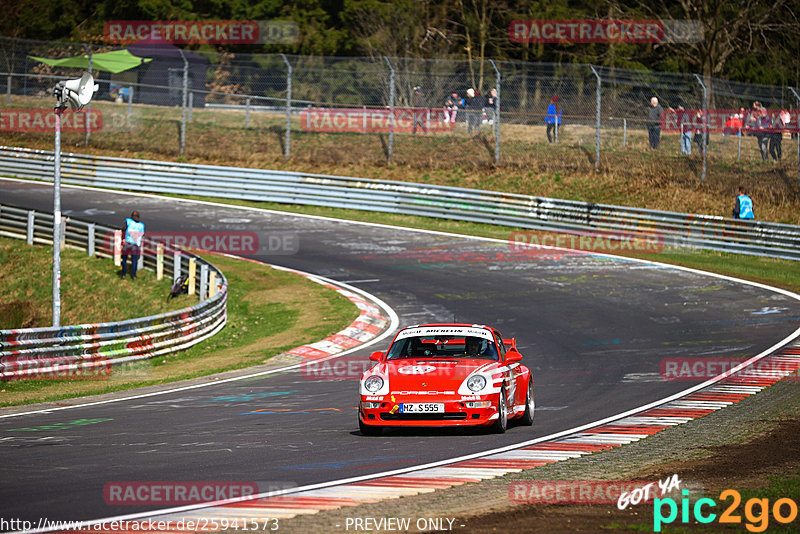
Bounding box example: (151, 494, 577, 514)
(1, 37, 798, 191)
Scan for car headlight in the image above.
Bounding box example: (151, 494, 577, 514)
(364, 376, 385, 393)
(466, 375, 487, 392)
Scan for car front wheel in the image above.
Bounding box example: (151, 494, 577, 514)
(491, 391, 508, 434)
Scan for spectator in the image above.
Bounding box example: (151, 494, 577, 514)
(780, 108, 794, 141)
(770, 110, 786, 161)
(443, 93, 459, 124)
(756, 106, 771, 160)
(647, 96, 664, 149)
(544, 95, 562, 143)
(732, 187, 754, 219)
(464, 88, 484, 134)
(485, 88, 499, 124)
(675, 104, 692, 154)
(121, 211, 144, 280)
(744, 101, 760, 138)
(692, 109, 708, 157)
(412, 86, 427, 134)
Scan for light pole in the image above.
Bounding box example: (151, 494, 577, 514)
(51, 72, 96, 327)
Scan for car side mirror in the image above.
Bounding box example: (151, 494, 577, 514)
(369, 351, 384, 362)
(505, 350, 523, 363)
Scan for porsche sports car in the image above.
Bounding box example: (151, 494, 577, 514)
(358, 324, 534, 435)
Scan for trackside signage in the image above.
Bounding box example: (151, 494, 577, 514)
(0, 108, 103, 132)
(661, 109, 800, 133)
(300, 108, 454, 133)
(103, 20, 299, 45)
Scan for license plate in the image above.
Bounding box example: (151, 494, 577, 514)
(399, 403, 444, 413)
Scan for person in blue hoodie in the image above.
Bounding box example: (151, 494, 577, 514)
(732, 187, 754, 219)
(121, 211, 145, 280)
(544, 95, 562, 143)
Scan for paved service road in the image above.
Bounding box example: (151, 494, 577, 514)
(2, 179, 799, 524)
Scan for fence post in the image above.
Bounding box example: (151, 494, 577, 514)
(84, 44, 92, 146)
(114, 230, 122, 266)
(127, 86, 133, 120)
(178, 49, 189, 157)
(188, 92, 193, 122)
(281, 54, 292, 160)
(694, 74, 708, 182)
(363, 105, 367, 134)
(790, 87, 800, 195)
(27, 210, 35, 245)
(589, 66, 601, 170)
(200, 263, 208, 301)
(384, 56, 395, 164)
(623, 118, 627, 147)
(245, 97, 251, 128)
(88, 223, 95, 256)
(737, 128, 742, 161)
(6, 75, 11, 104)
(209, 271, 217, 298)
(489, 59, 501, 165)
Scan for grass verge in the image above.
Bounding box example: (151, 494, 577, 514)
(0, 239, 359, 407)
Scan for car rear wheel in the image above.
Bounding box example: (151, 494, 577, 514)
(491, 391, 508, 434)
(359, 418, 383, 436)
(520, 379, 534, 426)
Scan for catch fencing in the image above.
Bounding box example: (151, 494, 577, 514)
(1, 37, 798, 189)
(1, 145, 799, 262)
(0, 203, 228, 380)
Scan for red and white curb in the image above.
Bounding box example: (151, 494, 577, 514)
(120, 343, 800, 529)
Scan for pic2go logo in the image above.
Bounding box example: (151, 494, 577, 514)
(654, 489, 799, 532)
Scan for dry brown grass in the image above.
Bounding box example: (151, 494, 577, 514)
(2, 95, 798, 224)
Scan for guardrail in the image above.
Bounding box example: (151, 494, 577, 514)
(1, 145, 799, 260)
(0, 203, 228, 380)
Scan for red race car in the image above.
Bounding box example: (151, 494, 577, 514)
(358, 324, 534, 435)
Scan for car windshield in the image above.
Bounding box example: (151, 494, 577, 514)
(386, 335, 500, 361)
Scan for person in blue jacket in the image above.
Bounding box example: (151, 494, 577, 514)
(732, 187, 754, 219)
(121, 211, 145, 279)
(545, 95, 562, 143)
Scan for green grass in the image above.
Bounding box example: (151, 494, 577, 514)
(0, 240, 359, 407)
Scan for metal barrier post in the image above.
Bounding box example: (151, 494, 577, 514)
(137, 249, 143, 273)
(156, 243, 164, 280)
(27, 210, 34, 245)
(489, 59, 501, 165)
(694, 74, 708, 182)
(200, 263, 208, 301)
(384, 56, 395, 164)
(173, 249, 181, 281)
(209, 271, 217, 298)
(281, 54, 292, 160)
(178, 49, 189, 157)
(589, 66, 601, 169)
(114, 230, 122, 266)
(188, 257, 196, 295)
(245, 98, 251, 128)
(88, 223, 95, 256)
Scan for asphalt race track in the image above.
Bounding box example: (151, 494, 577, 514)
(2, 178, 800, 525)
